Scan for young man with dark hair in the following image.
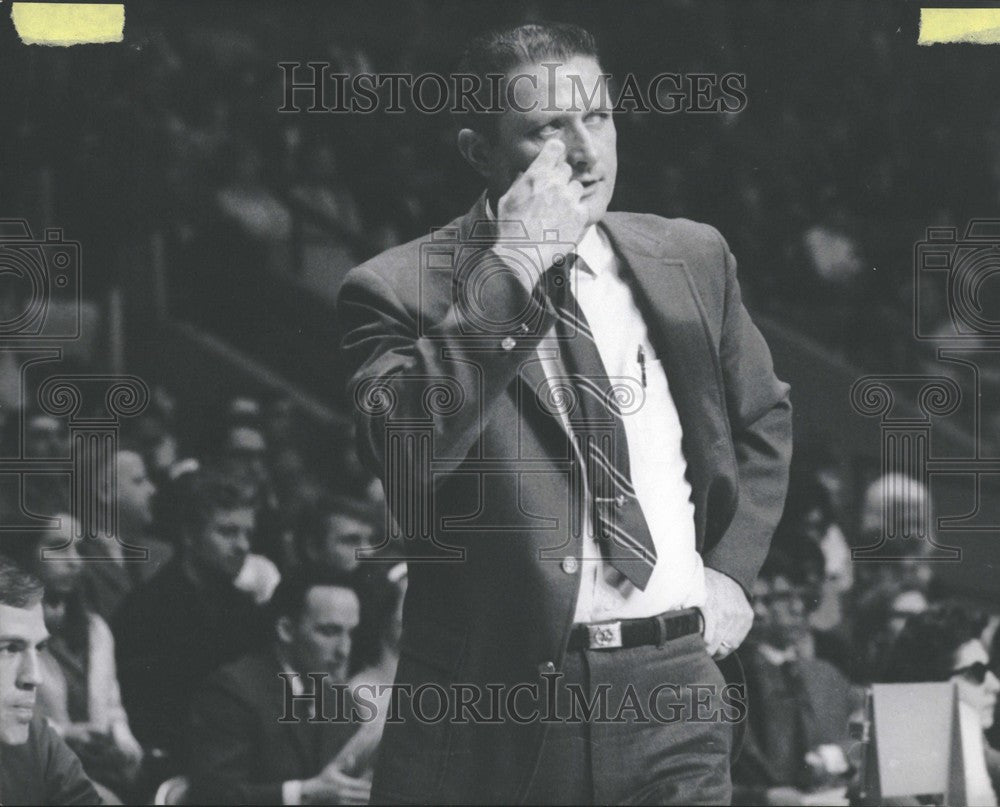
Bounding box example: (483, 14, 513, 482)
(0, 554, 101, 805)
(298, 493, 377, 575)
(188, 570, 368, 805)
(339, 21, 791, 805)
(111, 468, 270, 766)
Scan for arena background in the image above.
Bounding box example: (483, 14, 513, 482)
(2, 0, 999, 602)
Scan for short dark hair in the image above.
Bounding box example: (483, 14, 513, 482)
(0, 554, 44, 608)
(178, 467, 255, 538)
(454, 22, 603, 137)
(297, 493, 377, 554)
(270, 568, 357, 625)
(879, 603, 988, 683)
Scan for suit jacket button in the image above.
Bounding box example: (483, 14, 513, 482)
(501, 336, 516, 351)
(561, 556, 578, 574)
(538, 661, 556, 675)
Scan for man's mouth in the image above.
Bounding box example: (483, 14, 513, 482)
(579, 178, 602, 195)
(7, 702, 35, 721)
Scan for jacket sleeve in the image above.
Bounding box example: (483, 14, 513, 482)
(337, 254, 555, 480)
(702, 230, 793, 594)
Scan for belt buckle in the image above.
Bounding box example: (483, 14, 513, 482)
(587, 621, 623, 649)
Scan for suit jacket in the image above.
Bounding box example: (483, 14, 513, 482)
(187, 652, 358, 805)
(0, 717, 101, 806)
(337, 196, 793, 803)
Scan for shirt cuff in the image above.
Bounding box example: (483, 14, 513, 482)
(282, 779, 303, 805)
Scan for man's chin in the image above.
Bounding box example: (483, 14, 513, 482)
(584, 197, 611, 228)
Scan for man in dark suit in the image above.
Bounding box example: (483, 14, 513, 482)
(732, 551, 858, 805)
(0, 555, 100, 805)
(337, 22, 792, 805)
(112, 468, 269, 764)
(188, 571, 369, 805)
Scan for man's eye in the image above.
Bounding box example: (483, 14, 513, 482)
(585, 112, 610, 126)
(535, 123, 560, 138)
(0, 644, 18, 655)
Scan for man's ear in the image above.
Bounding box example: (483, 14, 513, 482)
(276, 615, 295, 645)
(457, 128, 492, 178)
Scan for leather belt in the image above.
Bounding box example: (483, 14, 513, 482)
(566, 607, 703, 651)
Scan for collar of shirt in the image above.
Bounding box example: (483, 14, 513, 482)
(277, 650, 305, 696)
(483, 194, 612, 278)
(756, 643, 799, 667)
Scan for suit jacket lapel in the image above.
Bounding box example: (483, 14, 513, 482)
(451, 201, 731, 498)
(268, 654, 316, 771)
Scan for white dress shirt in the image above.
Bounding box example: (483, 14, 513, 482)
(487, 201, 705, 622)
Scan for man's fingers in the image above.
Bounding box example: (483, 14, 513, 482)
(524, 137, 566, 177)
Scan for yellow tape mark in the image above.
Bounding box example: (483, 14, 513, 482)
(11, 3, 124, 46)
(919, 8, 1000, 45)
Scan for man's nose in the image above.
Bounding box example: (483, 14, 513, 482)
(234, 530, 251, 553)
(336, 636, 352, 660)
(563, 122, 598, 168)
(18, 648, 43, 688)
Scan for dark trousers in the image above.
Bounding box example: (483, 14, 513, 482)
(521, 632, 733, 805)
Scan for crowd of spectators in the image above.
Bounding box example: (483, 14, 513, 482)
(3, 2, 1000, 803)
(0, 378, 997, 804)
(0, 382, 397, 803)
(5, 0, 1000, 374)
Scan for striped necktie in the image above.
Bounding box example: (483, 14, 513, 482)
(546, 254, 657, 590)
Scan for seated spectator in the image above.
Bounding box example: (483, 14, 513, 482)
(850, 580, 928, 684)
(10, 515, 144, 801)
(124, 393, 180, 493)
(733, 550, 859, 806)
(219, 423, 287, 564)
(770, 522, 852, 677)
(79, 448, 174, 623)
(188, 570, 371, 805)
(159, 457, 281, 605)
(855, 473, 943, 592)
(298, 494, 376, 576)
(880, 604, 1000, 805)
(112, 467, 270, 765)
(0, 554, 101, 805)
(21, 412, 71, 516)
